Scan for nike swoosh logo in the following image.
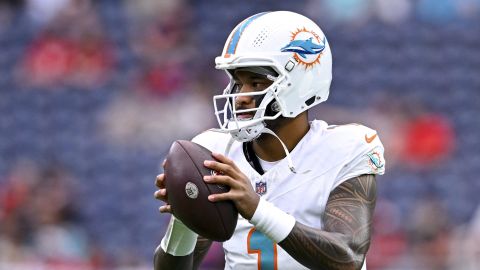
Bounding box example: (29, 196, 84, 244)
(365, 133, 377, 143)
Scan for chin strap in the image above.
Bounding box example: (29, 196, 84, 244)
(261, 127, 295, 173)
(221, 128, 310, 174)
(224, 135, 236, 157)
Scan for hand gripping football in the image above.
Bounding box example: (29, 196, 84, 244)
(164, 140, 238, 241)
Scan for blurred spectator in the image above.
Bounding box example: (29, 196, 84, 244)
(367, 199, 407, 270)
(449, 205, 480, 269)
(409, 199, 452, 262)
(0, 160, 39, 264)
(307, 0, 480, 25)
(98, 0, 212, 149)
(0, 0, 21, 35)
(26, 0, 71, 27)
(138, 60, 187, 97)
(373, 0, 412, 24)
(16, 0, 113, 89)
(385, 198, 453, 270)
(0, 160, 103, 269)
(417, 0, 458, 23)
(125, 0, 192, 58)
(403, 113, 455, 167)
(99, 86, 214, 150)
(456, 0, 480, 20)
(305, 0, 372, 26)
(125, 0, 194, 98)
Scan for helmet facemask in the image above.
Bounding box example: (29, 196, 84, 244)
(213, 66, 285, 142)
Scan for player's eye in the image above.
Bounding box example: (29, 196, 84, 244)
(232, 83, 242, 94)
(252, 81, 268, 91)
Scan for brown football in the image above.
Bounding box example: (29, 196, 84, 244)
(164, 140, 238, 241)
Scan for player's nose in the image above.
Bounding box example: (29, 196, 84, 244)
(235, 94, 256, 110)
(235, 85, 256, 105)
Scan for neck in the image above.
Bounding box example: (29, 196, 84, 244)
(252, 113, 310, 162)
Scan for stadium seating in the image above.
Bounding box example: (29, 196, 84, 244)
(1, 0, 479, 266)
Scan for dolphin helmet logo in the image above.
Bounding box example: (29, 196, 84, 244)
(281, 27, 327, 69)
(281, 37, 326, 58)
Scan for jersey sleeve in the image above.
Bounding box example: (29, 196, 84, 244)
(333, 125, 386, 188)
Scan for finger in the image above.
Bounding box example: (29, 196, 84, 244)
(208, 192, 232, 202)
(203, 174, 238, 188)
(204, 160, 236, 176)
(212, 152, 238, 169)
(159, 204, 172, 213)
(154, 189, 168, 201)
(155, 174, 165, 188)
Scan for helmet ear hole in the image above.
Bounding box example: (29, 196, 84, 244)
(265, 100, 280, 117)
(305, 96, 316, 106)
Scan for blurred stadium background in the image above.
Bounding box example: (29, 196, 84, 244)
(0, 0, 479, 269)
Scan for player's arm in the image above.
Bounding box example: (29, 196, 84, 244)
(278, 174, 376, 270)
(153, 235, 212, 270)
(154, 172, 213, 270)
(204, 153, 376, 270)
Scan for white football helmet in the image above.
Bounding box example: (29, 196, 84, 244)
(213, 11, 332, 142)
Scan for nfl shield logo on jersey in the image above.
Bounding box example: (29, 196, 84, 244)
(255, 181, 267, 195)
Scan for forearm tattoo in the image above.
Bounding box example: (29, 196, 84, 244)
(279, 174, 377, 270)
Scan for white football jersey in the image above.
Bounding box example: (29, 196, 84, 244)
(192, 120, 385, 270)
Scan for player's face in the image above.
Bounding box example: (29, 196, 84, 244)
(231, 70, 273, 120)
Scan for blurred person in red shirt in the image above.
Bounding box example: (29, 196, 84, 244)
(0, 161, 106, 269)
(17, 0, 113, 89)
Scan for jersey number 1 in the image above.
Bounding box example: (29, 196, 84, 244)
(247, 227, 278, 270)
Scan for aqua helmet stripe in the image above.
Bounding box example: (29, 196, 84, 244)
(224, 12, 269, 57)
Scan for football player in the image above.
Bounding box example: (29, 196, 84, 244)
(154, 11, 385, 270)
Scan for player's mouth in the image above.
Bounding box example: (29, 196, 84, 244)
(235, 112, 255, 120)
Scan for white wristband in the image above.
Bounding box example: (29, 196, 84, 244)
(160, 216, 198, 256)
(249, 198, 296, 243)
